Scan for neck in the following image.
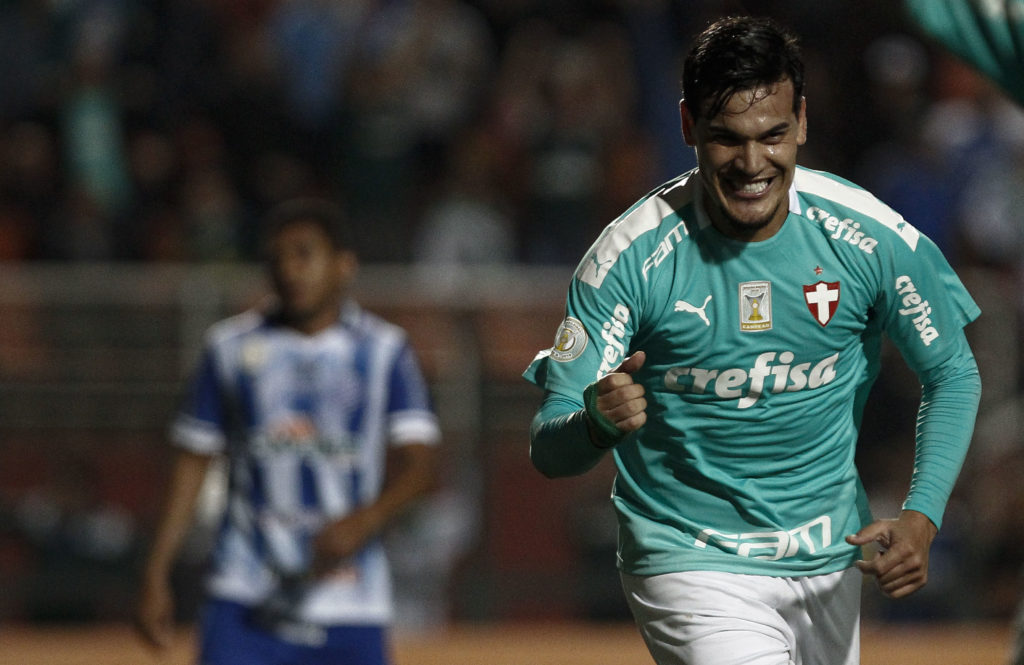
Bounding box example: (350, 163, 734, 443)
(283, 303, 342, 336)
(704, 196, 786, 243)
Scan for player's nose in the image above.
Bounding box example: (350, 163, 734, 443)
(734, 141, 767, 174)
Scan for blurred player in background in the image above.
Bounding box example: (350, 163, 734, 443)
(136, 198, 440, 665)
(903, 2, 1024, 663)
(524, 15, 981, 665)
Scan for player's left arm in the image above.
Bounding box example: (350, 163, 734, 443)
(847, 328, 980, 598)
(313, 339, 441, 576)
(530, 351, 648, 478)
(312, 441, 438, 576)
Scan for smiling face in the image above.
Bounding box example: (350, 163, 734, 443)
(682, 79, 807, 242)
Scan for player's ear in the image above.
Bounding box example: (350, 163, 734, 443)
(680, 99, 697, 146)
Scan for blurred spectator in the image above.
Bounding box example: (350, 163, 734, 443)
(45, 185, 116, 260)
(52, 4, 132, 260)
(856, 36, 963, 258)
(413, 126, 516, 291)
(0, 3, 59, 123)
(174, 116, 251, 261)
(124, 127, 180, 260)
(955, 99, 1024, 270)
(617, 0, 700, 181)
(178, 165, 246, 261)
(521, 25, 638, 264)
(267, 0, 370, 137)
(0, 121, 60, 258)
(337, 0, 495, 263)
(481, 16, 558, 206)
(370, 0, 495, 159)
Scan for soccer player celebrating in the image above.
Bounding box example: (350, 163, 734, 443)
(524, 16, 981, 665)
(136, 199, 440, 665)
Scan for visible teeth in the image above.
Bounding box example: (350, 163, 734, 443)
(737, 181, 769, 194)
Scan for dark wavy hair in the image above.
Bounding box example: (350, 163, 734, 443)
(263, 197, 355, 252)
(682, 15, 804, 121)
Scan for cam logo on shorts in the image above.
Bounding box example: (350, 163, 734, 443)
(739, 281, 771, 331)
(803, 280, 840, 326)
(550, 317, 588, 362)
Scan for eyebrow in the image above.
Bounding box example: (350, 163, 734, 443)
(707, 121, 792, 140)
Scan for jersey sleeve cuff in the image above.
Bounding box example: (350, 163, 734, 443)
(169, 414, 226, 455)
(389, 409, 442, 445)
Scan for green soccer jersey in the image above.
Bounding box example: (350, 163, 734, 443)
(906, 0, 1024, 106)
(524, 166, 980, 577)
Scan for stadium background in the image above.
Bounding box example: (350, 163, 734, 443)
(0, 0, 1021, 661)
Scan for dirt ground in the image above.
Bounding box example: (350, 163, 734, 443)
(0, 621, 1013, 665)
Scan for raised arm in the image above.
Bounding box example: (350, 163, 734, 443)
(530, 352, 647, 478)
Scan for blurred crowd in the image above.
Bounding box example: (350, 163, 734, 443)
(1, 0, 1024, 625)
(0, 0, 1018, 271)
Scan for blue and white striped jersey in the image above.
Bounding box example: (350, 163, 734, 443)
(171, 300, 440, 625)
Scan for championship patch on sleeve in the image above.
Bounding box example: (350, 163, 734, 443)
(550, 317, 588, 362)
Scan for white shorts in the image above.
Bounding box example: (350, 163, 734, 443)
(621, 568, 861, 665)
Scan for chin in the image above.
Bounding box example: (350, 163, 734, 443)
(723, 212, 773, 233)
(726, 198, 784, 227)
(280, 305, 310, 322)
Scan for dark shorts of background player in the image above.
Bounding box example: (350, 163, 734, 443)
(198, 598, 391, 665)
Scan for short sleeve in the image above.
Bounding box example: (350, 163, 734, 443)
(386, 341, 442, 446)
(169, 347, 229, 455)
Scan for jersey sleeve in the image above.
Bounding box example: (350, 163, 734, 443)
(523, 233, 651, 402)
(905, 0, 1024, 106)
(875, 230, 980, 372)
(386, 340, 442, 446)
(901, 332, 981, 528)
(169, 346, 229, 455)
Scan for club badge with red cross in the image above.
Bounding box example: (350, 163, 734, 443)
(803, 280, 840, 326)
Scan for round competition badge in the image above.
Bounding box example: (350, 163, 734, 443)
(551, 317, 587, 362)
